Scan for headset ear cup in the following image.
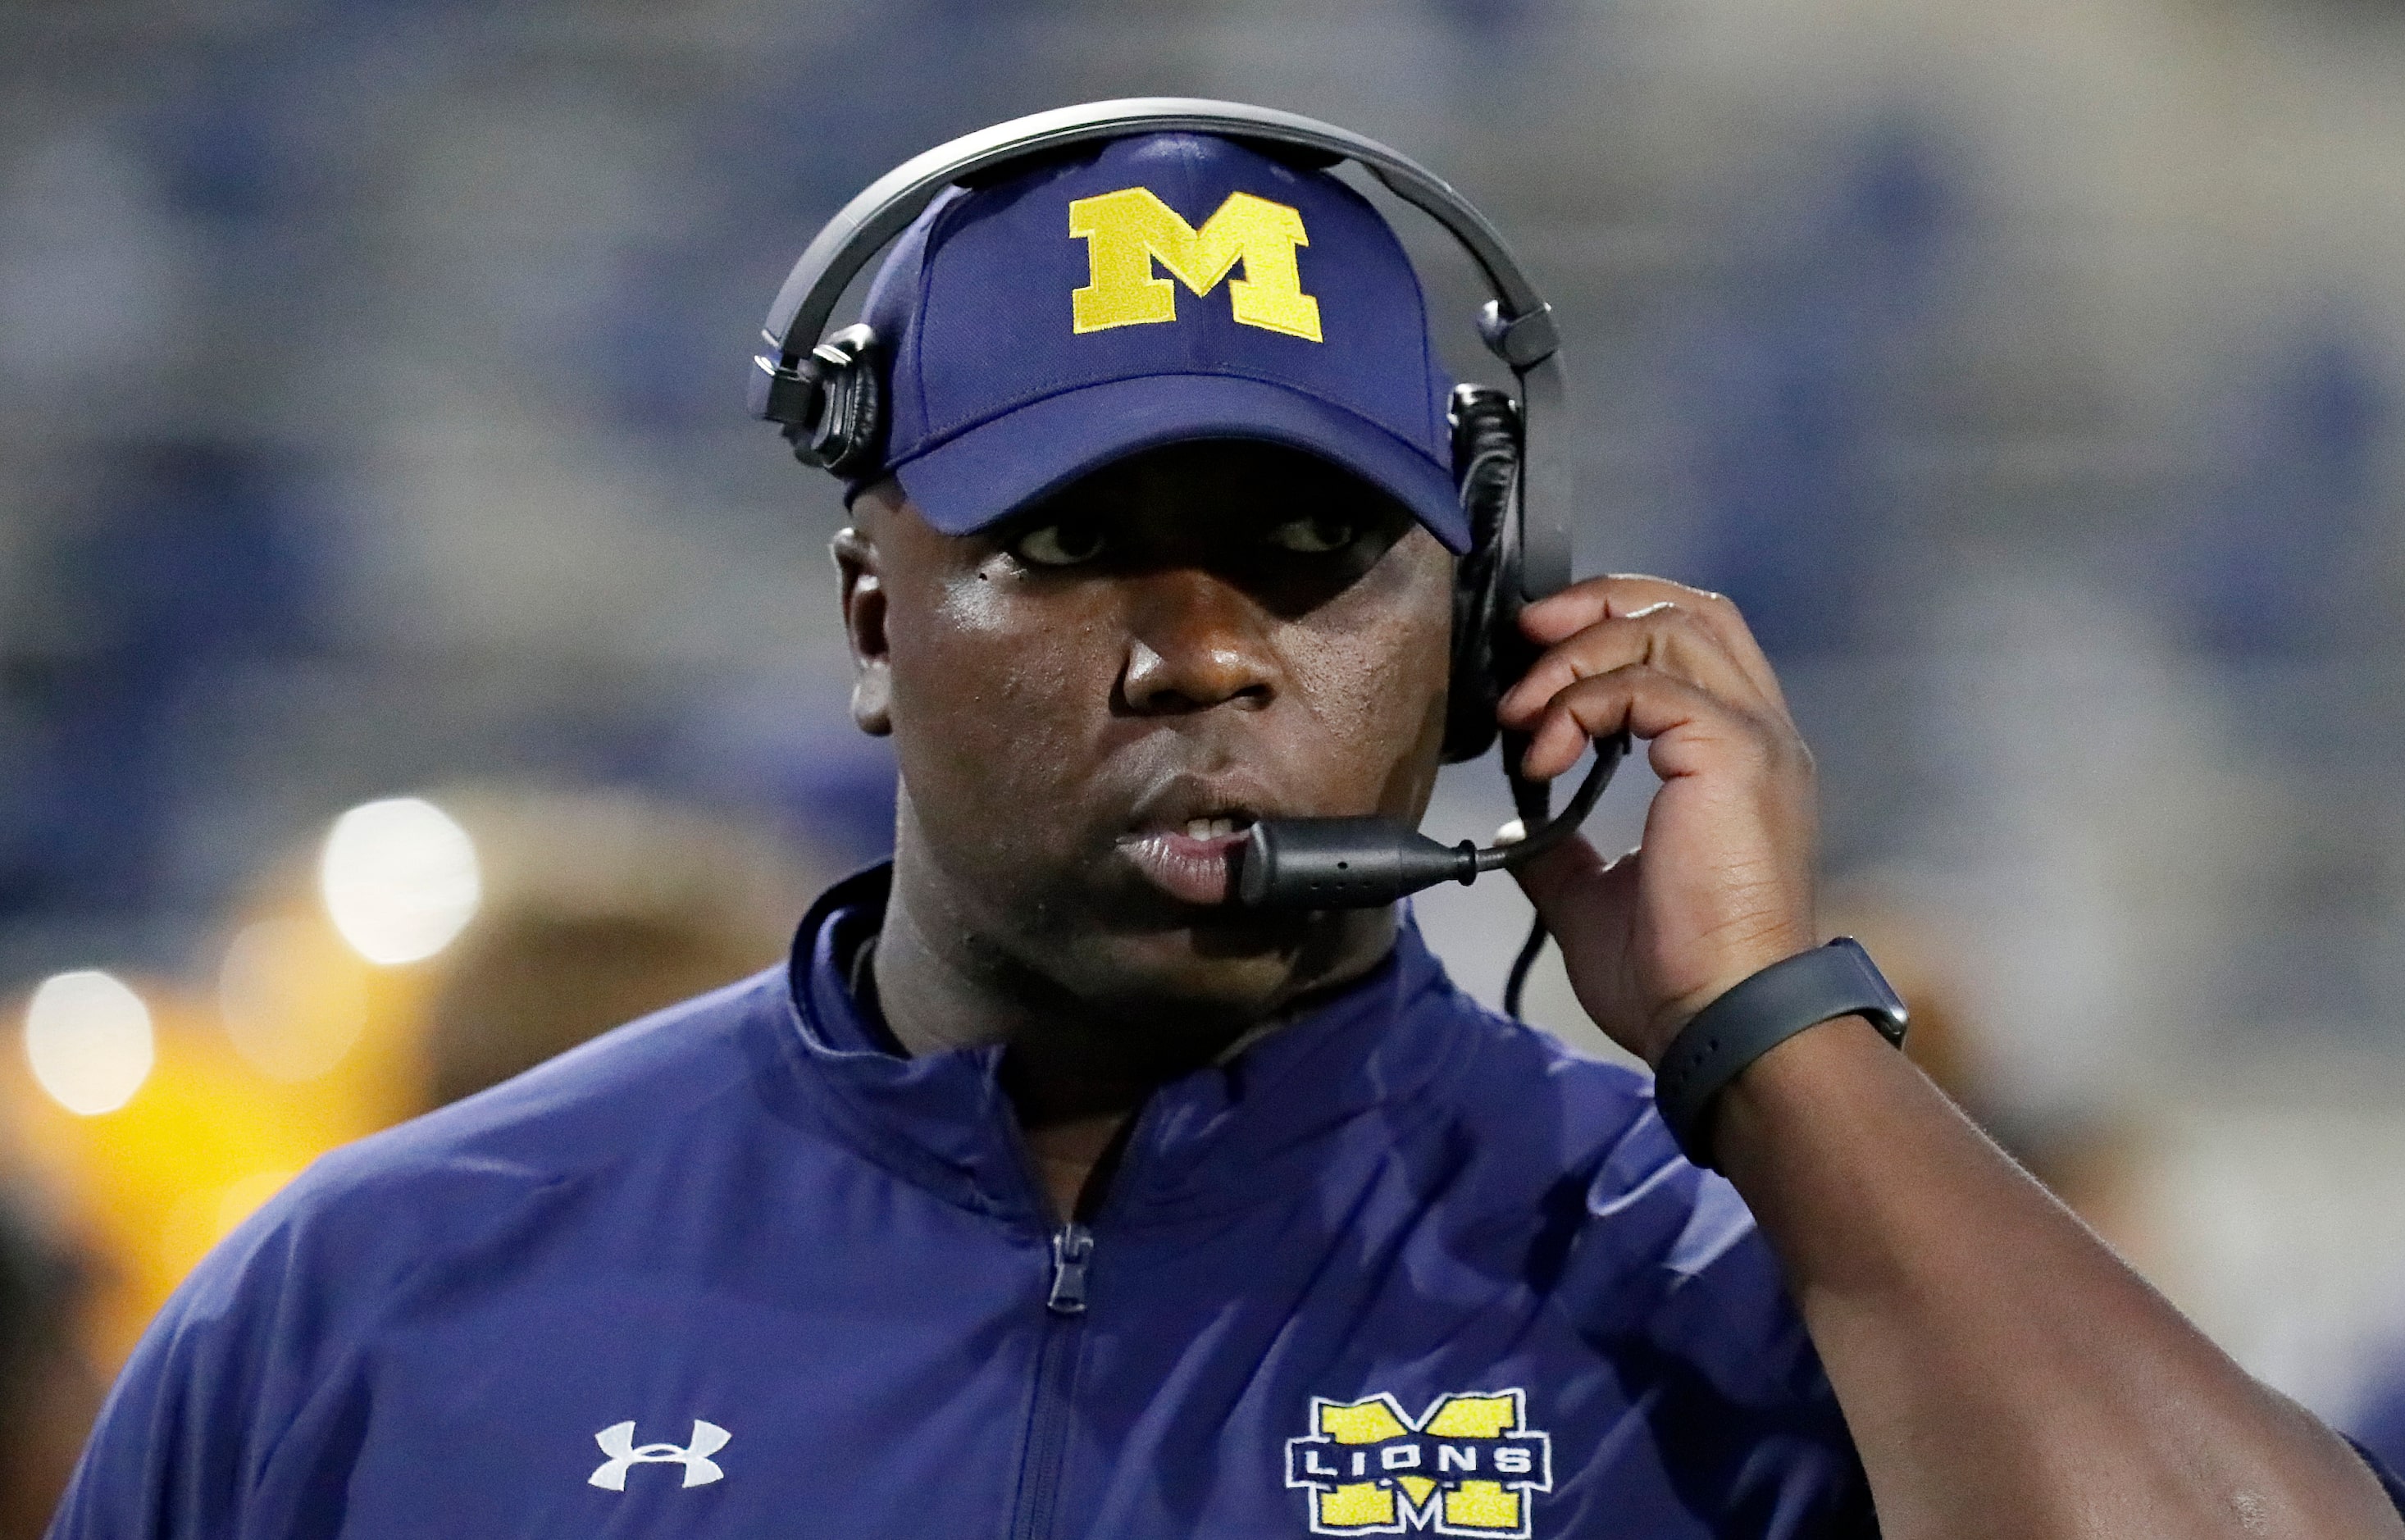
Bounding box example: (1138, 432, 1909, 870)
(1443, 386, 1524, 763)
(1443, 547, 1502, 764)
(784, 324, 886, 476)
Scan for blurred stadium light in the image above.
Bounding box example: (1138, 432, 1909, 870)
(21, 972, 153, 1119)
(317, 797, 482, 967)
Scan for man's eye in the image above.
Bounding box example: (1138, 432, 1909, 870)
(1265, 515, 1355, 554)
(1013, 521, 1106, 567)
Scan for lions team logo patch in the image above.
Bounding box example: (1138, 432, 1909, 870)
(1283, 1388, 1553, 1537)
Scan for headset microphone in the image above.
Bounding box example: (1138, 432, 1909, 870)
(1236, 374, 1628, 923)
(1237, 731, 1626, 908)
(1234, 371, 1628, 1009)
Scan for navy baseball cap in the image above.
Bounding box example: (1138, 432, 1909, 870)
(854, 131, 1466, 551)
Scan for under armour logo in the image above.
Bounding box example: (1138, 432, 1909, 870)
(588, 1419, 729, 1490)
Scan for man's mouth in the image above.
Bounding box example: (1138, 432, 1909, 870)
(1117, 813, 1257, 906)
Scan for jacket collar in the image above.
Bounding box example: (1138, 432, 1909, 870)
(778, 863, 1474, 1230)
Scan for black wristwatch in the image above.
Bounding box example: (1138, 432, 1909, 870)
(1651, 937, 1908, 1170)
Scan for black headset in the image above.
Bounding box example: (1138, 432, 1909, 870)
(752, 98, 1622, 1013)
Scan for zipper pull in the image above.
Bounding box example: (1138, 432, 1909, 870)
(1046, 1223, 1094, 1316)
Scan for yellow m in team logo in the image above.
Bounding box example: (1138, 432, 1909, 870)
(1067, 186, 1323, 342)
(1284, 1388, 1554, 1537)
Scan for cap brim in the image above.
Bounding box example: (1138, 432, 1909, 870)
(887, 374, 1468, 553)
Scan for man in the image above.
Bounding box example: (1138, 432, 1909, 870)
(52, 130, 2405, 1539)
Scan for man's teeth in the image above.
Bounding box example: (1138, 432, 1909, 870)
(1182, 817, 1241, 840)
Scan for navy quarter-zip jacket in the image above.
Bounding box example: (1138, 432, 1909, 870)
(52, 866, 1874, 1538)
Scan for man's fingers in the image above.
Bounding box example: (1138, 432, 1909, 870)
(1510, 835, 1649, 1041)
(1508, 826, 1612, 918)
(1519, 575, 1787, 708)
(1517, 663, 1788, 782)
(1497, 601, 1768, 729)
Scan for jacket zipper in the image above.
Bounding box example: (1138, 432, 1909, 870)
(1009, 1221, 1094, 1540)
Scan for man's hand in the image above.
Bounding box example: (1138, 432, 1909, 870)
(1496, 585, 2405, 1540)
(1494, 575, 1817, 1064)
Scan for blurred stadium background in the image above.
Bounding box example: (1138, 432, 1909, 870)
(6, 0, 2405, 1523)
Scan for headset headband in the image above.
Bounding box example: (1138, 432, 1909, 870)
(749, 96, 1569, 601)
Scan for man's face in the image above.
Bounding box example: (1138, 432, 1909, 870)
(840, 440, 1455, 1029)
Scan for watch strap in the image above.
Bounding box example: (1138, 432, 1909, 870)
(1651, 936, 1908, 1170)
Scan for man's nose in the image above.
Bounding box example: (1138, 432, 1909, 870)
(1118, 571, 1278, 715)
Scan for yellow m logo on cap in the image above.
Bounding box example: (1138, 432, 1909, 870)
(1068, 187, 1323, 342)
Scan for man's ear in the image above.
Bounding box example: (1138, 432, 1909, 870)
(830, 525, 892, 736)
